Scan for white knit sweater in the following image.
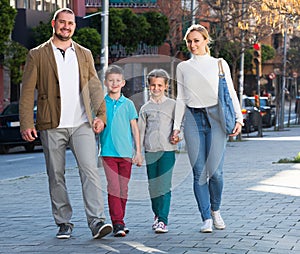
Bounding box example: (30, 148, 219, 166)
(174, 54, 243, 130)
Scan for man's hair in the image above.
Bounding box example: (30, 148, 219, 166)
(53, 8, 75, 21)
(147, 69, 170, 85)
(105, 65, 125, 79)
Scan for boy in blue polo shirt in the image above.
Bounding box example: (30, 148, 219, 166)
(99, 65, 143, 237)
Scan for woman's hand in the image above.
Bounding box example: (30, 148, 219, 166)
(170, 130, 181, 144)
(229, 122, 243, 137)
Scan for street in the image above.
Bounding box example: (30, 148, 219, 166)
(0, 106, 297, 181)
(0, 147, 77, 180)
(0, 126, 300, 254)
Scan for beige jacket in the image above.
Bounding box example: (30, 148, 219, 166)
(19, 39, 106, 131)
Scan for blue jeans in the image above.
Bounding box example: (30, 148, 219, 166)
(184, 108, 225, 221)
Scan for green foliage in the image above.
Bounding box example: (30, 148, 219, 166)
(141, 12, 169, 46)
(0, 1, 17, 54)
(73, 27, 101, 60)
(277, 152, 300, 163)
(108, 8, 126, 46)
(261, 44, 276, 63)
(295, 152, 300, 163)
(118, 8, 150, 53)
(244, 44, 275, 73)
(213, 41, 240, 66)
(31, 20, 52, 47)
(88, 8, 169, 54)
(288, 37, 300, 72)
(3, 41, 28, 84)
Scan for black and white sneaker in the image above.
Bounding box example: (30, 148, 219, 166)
(56, 223, 74, 239)
(124, 227, 129, 234)
(91, 221, 113, 239)
(113, 224, 126, 237)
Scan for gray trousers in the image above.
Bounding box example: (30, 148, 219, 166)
(40, 123, 106, 227)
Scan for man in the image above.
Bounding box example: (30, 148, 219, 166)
(19, 8, 112, 239)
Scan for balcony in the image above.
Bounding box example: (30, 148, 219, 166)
(85, 0, 157, 8)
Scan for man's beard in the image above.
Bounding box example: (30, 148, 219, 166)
(55, 31, 72, 41)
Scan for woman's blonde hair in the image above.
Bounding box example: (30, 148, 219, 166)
(183, 24, 212, 55)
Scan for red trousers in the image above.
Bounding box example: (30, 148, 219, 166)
(102, 157, 132, 226)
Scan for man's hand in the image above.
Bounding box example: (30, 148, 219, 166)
(21, 128, 38, 142)
(93, 117, 105, 134)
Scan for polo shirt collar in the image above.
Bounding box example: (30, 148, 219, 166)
(51, 40, 75, 52)
(105, 94, 125, 103)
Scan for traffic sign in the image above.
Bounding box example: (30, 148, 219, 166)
(269, 72, 276, 80)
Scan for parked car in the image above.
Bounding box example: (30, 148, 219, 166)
(295, 96, 300, 114)
(241, 96, 260, 133)
(248, 96, 276, 127)
(0, 101, 41, 154)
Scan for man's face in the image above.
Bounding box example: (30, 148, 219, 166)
(52, 12, 76, 41)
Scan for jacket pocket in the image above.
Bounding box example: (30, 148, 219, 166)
(36, 94, 51, 125)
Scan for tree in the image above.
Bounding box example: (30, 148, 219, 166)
(3, 41, 28, 101)
(289, 37, 300, 74)
(108, 8, 126, 46)
(141, 11, 170, 47)
(244, 44, 276, 73)
(73, 27, 101, 61)
(118, 8, 150, 54)
(31, 20, 52, 47)
(157, 0, 185, 57)
(88, 8, 169, 59)
(0, 1, 16, 55)
(261, 44, 276, 63)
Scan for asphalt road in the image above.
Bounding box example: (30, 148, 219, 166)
(0, 107, 297, 181)
(0, 147, 77, 180)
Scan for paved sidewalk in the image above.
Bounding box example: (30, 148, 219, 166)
(1, 126, 300, 254)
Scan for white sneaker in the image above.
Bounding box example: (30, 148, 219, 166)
(152, 217, 159, 230)
(200, 219, 213, 233)
(211, 210, 226, 230)
(155, 222, 168, 233)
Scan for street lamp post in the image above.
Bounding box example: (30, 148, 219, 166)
(100, 0, 109, 86)
(279, 26, 288, 130)
(239, 0, 245, 107)
(191, 0, 196, 25)
(83, 0, 109, 87)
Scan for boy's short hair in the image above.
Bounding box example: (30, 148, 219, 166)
(147, 69, 170, 85)
(105, 65, 124, 79)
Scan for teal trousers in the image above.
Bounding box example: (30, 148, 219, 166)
(145, 151, 175, 225)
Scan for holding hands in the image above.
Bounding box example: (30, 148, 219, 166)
(93, 117, 105, 134)
(170, 130, 181, 145)
(132, 152, 143, 167)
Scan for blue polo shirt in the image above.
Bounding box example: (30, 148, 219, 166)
(99, 94, 138, 158)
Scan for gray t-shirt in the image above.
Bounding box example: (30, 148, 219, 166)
(138, 96, 177, 152)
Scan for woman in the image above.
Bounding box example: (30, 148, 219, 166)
(171, 24, 243, 233)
